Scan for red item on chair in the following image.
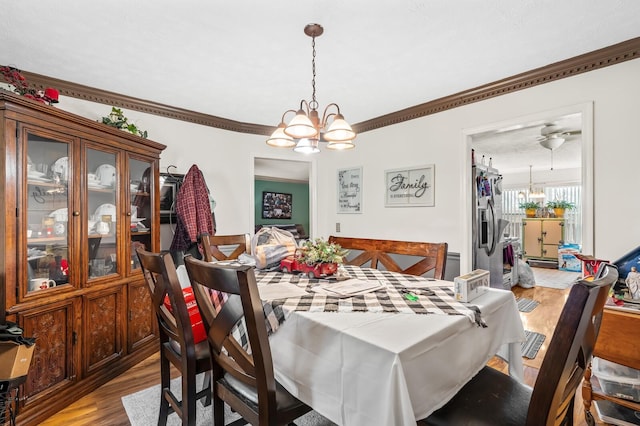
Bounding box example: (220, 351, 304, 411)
(163, 287, 207, 343)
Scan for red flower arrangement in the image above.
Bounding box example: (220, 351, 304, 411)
(0, 65, 59, 105)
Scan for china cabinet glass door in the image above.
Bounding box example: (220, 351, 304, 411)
(86, 147, 119, 280)
(128, 157, 153, 274)
(26, 134, 72, 293)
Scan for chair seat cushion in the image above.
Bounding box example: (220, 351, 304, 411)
(222, 373, 306, 413)
(424, 366, 533, 426)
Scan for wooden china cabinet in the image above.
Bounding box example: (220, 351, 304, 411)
(0, 91, 165, 425)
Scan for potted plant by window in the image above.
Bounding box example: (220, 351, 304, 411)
(546, 200, 575, 218)
(519, 201, 540, 218)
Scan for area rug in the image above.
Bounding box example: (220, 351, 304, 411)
(516, 297, 539, 313)
(531, 267, 581, 290)
(122, 374, 336, 426)
(521, 330, 546, 359)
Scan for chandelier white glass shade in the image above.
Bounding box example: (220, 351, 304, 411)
(266, 24, 356, 153)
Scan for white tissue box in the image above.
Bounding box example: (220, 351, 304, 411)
(454, 269, 490, 302)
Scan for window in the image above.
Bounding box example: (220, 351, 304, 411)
(503, 185, 582, 245)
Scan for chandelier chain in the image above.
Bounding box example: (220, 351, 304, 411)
(310, 35, 318, 110)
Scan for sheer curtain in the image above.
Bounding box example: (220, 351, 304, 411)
(503, 185, 582, 245)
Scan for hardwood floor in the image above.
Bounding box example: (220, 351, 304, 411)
(39, 284, 605, 425)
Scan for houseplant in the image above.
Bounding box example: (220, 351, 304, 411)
(100, 107, 148, 138)
(519, 201, 540, 218)
(546, 200, 575, 217)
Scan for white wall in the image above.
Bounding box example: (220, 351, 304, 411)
(315, 59, 640, 265)
(55, 58, 640, 266)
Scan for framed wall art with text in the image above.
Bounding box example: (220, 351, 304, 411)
(337, 167, 362, 214)
(384, 164, 435, 207)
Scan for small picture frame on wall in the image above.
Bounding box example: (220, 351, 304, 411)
(337, 167, 362, 214)
(262, 191, 293, 219)
(384, 164, 435, 207)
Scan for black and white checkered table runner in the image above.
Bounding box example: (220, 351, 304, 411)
(255, 266, 483, 331)
(228, 266, 485, 351)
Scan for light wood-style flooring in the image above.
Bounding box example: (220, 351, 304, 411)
(39, 284, 606, 426)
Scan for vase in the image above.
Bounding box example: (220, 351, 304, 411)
(525, 208, 536, 218)
(553, 208, 565, 218)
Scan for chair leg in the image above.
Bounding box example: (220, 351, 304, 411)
(203, 371, 212, 407)
(158, 349, 171, 426)
(183, 367, 197, 426)
(213, 394, 225, 426)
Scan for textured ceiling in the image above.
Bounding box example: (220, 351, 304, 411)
(472, 113, 583, 175)
(1, 1, 639, 178)
(2, 1, 639, 128)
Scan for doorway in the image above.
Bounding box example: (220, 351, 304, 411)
(460, 103, 594, 275)
(250, 154, 315, 239)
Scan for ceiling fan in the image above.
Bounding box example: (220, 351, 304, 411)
(536, 123, 582, 169)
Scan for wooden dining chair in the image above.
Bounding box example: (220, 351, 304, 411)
(328, 236, 448, 279)
(200, 233, 251, 262)
(184, 256, 312, 426)
(419, 264, 619, 426)
(137, 248, 212, 426)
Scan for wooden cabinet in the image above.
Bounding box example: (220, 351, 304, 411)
(127, 279, 156, 353)
(0, 91, 165, 425)
(582, 307, 640, 425)
(522, 218, 564, 261)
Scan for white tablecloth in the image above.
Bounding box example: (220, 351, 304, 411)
(266, 286, 525, 425)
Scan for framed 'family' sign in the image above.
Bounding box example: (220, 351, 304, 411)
(337, 167, 362, 213)
(384, 164, 435, 207)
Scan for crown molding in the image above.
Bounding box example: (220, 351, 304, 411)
(21, 72, 273, 136)
(354, 37, 640, 133)
(13, 37, 640, 136)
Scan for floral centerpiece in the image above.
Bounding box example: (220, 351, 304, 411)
(280, 238, 348, 278)
(299, 238, 349, 265)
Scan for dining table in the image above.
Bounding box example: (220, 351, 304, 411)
(253, 265, 526, 426)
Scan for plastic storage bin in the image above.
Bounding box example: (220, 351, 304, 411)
(592, 357, 640, 402)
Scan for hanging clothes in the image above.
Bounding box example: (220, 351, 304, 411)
(170, 164, 215, 252)
(503, 242, 515, 267)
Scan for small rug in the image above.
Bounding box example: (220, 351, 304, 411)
(122, 375, 336, 426)
(521, 330, 546, 359)
(532, 267, 580, 290)
(516, 297, 539, 313)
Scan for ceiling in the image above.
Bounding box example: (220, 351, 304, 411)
(2, 1, 639, 177)
(471, 113, 583, 175)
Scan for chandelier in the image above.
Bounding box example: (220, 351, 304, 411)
(266, 24, 356, 154)
(528, 165, 546, 199)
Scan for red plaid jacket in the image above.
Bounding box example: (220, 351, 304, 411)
(170, 165, 214, 251)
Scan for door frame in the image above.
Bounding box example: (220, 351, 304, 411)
(459, 102, 594, 274)
(249, 152, 316, 238)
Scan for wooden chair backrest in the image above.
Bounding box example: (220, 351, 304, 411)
(328, 236, 448, 279)
(136, 248, 197, 352)
(526, 265, 618, 426)
(184, 256, 278, 425)
(200, 233, 251, 262)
